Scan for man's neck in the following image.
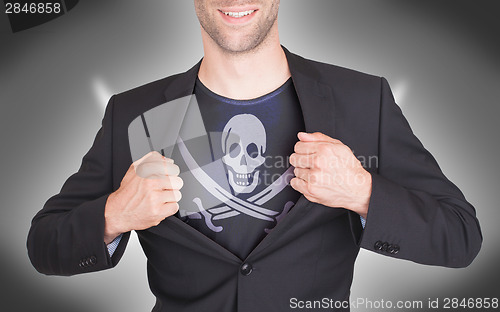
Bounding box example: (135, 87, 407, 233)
(198, 29, 291, 100)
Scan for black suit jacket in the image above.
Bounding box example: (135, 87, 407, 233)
(27, 47, 482, 311)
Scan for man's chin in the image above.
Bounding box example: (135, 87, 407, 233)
(216, 37, 266, 55)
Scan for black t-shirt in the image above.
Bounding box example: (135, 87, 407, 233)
(175, 77, 305, 260)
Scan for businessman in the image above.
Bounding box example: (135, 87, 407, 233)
(28, 1, 482, 311)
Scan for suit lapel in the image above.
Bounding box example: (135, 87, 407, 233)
(163, 60, 201, 102)
(128, 61, 202, 162)
(284, 47, 336, 136)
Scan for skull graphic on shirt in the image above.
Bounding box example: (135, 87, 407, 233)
(221, 114, 266, 194)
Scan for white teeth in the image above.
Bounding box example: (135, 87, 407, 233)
(223, 10, 255, 18)
(236, 173, 251, 179)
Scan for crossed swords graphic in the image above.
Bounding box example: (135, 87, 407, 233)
(176, 137, 295, 233)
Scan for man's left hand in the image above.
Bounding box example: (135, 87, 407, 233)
(289, 132, 372, 219)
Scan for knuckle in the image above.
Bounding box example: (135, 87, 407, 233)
(150, 204, 161, 216)
(153, 191, 165, 203)
(166, 202, 179, 215)
(141, 177, 157, 189)
(318, 144, 331, 155)
(167, 163, 180, 176)
(173, 190, 182, 202)
(291, 177, 303, 192)
(172, 176, 184, 189)
(159, 190, 172, 203)
(318, 144, 329, 155)
(162, 177, 173, 189)
(164, 190, 179, 202)
(137, 163, 159, 178)
(164, 157, 174, 163)
(331, 138, 342, 145)
(128, 162, 138, 174)
(319, 155, 331, 169)
(312, 156, 322, 168)
(306, 182, 316, 196)
(155, 206, 169, 218)
(147, 151, 163, 163)
(305, 194, 318, 203)
(134, 164, 146, 177)
(340, 145, 353, 156)
(309, 172, 318, 184)
(173, 164, 180, 175)
(309, 168, 320, 180)
(137, 162, 151, 171)
(294, 142, 301, 153)
(153, 216, 164, 226)
(296, 156, 307, 168)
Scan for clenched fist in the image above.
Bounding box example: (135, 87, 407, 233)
(104, 151, 183, 244)
(289, 132, 371, 219)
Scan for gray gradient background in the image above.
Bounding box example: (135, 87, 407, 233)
(1, 1, 498, 311)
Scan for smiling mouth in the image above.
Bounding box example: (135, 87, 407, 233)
(219, 9, 257, 18)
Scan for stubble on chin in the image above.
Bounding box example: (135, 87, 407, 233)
(195, 1, 280, 55)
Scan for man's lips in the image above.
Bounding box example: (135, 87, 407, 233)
(218, 8, 258, 24)
(220, 9, 256, 18)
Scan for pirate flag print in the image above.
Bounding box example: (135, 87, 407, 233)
(128, 95, 295, 233)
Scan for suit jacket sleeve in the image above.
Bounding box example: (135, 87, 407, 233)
(27, 96, 130, 276)
(355, 77, 482, 268)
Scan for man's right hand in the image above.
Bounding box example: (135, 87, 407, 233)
(104, 151, 183, 244)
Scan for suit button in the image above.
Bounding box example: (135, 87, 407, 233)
(240, 263, 253, 276)
(387, 244, 395, 254)
(374, 241, 383, 250)
(393, 245, 400, 254)
(381, 242, 389, 252)
(89, 256, 97, 265)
